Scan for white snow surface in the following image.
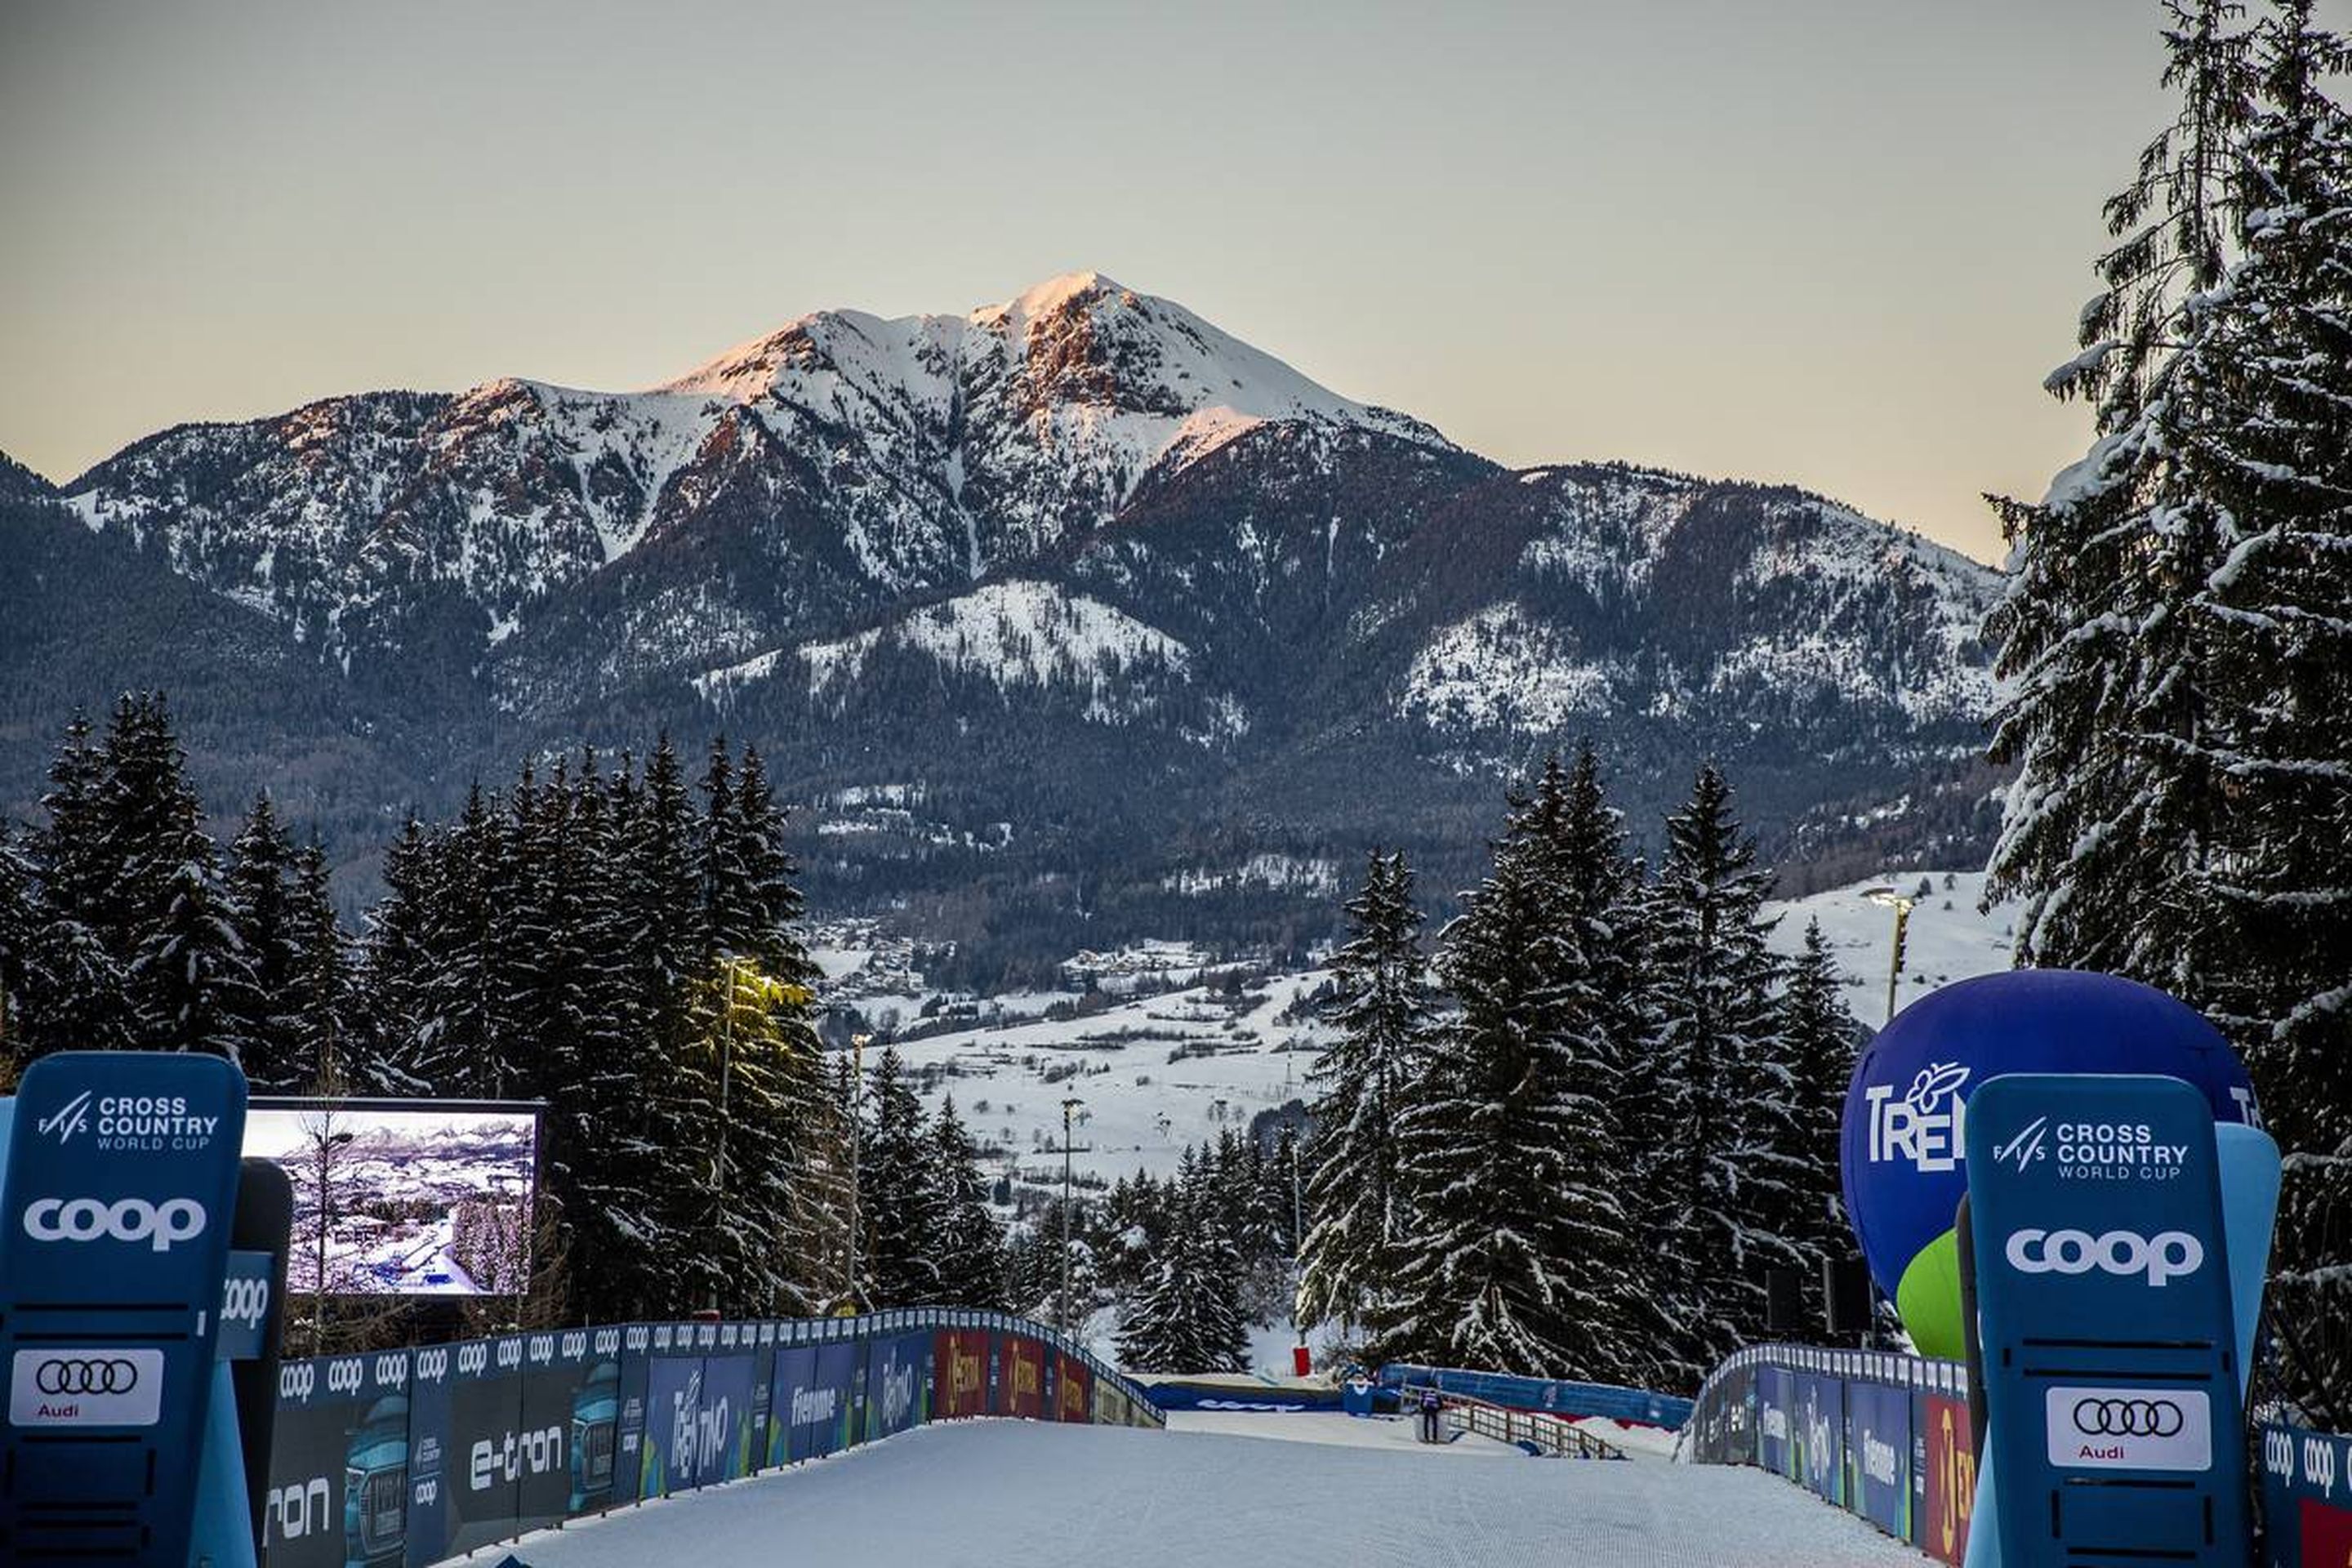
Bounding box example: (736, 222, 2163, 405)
(1763, 870, 2020, 1018)
(492, 1416, 1920, 1568)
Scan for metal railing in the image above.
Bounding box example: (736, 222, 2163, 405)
(1399, 1384, 1628, 1459)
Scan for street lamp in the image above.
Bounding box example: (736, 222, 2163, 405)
(311, 1125, 354, 1352)
(1860, 886, 1918, 1027)
(1059, 1096, 1084, 1334)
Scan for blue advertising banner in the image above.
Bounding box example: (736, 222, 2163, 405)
(401, 1343, 455, 1568)
(1966, 1074, 2250, 1566)
(2261, 1423, 2352, 1568)
(639, 1352, 702, 1499)
(767, 1344, 817, 1467)
(747, 1324, 777, 1476)
(1846, 1381, 1911, 1539)
(0, 1054, 250, 1566)
(862, 1331, 930, 1443)
(698, 1352, 758, 1484)
(810, 1340, 860, 1458)
(612, 1327, 650, 1508)
(1757, 1365, 1795, 1478)
(261, 1350, 411, 1568)
(1797, 1373, 1845, 1508)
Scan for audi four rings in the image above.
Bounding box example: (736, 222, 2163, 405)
(2072, 1397, 2186, 1437)
(35, 1357, 141, 1396)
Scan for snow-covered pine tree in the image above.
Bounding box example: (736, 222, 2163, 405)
(1117, 1159, 1250, 1374)
(2196, 0, 2352, 1422)
(1384, 766, 1633, 1380)
(224, 795, 304, 1089)
(1990, 0, 2352, 1419)
(1297, 849, 1428, 1336)
(359, 817, 440, 1091)
(131, 854, 260, 1062)
(1775, 919, 1861, 1285)
(860, 1047, 944, 1306)
(931, 1096, 1008, 1308)
(284, 837, 350, 1091)
(412, 785, 514, 1098)
(0, 826, 37, 1069)
(1985, 0, 2256, 984)
(1645, 764, 1788, 1376)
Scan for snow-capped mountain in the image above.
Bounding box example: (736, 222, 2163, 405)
(3, 272, 2007, 955)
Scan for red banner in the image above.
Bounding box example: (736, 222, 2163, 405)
(933, 1330, 992, 1419)
(1004, 1337, 1045, 1419)
(1922, 1395, 1976, 1566)
(2305, 1497, 2352, 1566)
(1055, 1352, 1092, 1423)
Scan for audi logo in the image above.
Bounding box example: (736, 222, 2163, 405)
(37, 1357, 140, 1396)
(2071, 1397, 2184, 1437)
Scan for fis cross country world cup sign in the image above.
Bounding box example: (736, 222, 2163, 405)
(1838, 970, 2259, 1359)
(1964, 1073, 2250, 1565)
(0, 1052, 250, 1566)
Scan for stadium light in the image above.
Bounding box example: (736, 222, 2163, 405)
(1861, 886, 1918, 1027)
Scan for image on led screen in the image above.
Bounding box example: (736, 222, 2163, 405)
(245, 1099, 539, 1296)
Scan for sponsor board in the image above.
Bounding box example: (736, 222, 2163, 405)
(1922, 1393, 1975, 1567)
(8, 1348, 166, 1428)
(2044, 1387, 2210, 1472)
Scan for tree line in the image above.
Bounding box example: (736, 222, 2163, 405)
(0, 693, 1004, 1328)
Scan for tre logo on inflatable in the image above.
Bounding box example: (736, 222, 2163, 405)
(1838, 970, 2261, 1359)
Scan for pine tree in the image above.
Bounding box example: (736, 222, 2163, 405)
(1775, 920, 1860, 1285)
(931, 1096, 1007, 1309)
(1297, 849, 1428, 1334)
(860, 1047, 944, 1306)
(224, 795, 305, 1088)
(0, 826, 36, 1069)
(283, 838, 350, 1090)
(361, 817, 440, 1091)
(1117, 1161, 1249, 1374)
(131, 856, 261, 1061)
(1644, 764, 1788, 1378)
(1384, 767, 1632, 1380)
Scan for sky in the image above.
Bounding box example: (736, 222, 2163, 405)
(0, 0, 2314, 564)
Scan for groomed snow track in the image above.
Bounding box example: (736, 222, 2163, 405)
(496, 1414, 1925, 1568)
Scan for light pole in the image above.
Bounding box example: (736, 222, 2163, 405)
(1861, 886, 1918, 1026)
(1059, 1096, 1083, 1334)
(847, 1032, 869, 1312)
(1289, 1126, 1307, 1360)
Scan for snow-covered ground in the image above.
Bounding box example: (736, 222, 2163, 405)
(1763, 869, 2020, 1023)
(492, 1416, 1921, 1567)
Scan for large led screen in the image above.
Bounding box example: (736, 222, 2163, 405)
(245, 1099, 540, 1296)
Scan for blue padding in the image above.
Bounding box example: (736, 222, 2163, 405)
(1375, 1364, 1691, 1428)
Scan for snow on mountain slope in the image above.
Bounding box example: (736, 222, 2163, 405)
(782, 579, 1195, 725)
(1401, 600, 1622, 733)
(662, 271, 1450, 566)
(1763, 869, 2020, 1018)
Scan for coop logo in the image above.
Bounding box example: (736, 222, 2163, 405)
(266, 1477, 332, 1543)
(1991, 1116, 2050, 1174)
(2005, 1227, 2203, 1286)
(221, 1276, 270, 1329)
(375, 1355, 408, 1388)
(414, 1348, 451, 1383)
(789, 1384, 838, 1425)
(37, 1090, 220, 1154)
(457, 1343, 489, 1376)
(595, 1329, 621, 1356)
(280, 1362, 316, 1401)
(2265, 1428, 2297, 1480)
(325, 1358, 365, 1396)
(470, 1425, 564, 1490)
(23, 1196, 207, 1253)
(495, 1338, 523, 1370)
(528, 1334, 555, 1366)
(562, 1331, 589, 1359)
(2308, 1435, 2341, 1498)
(1865, 1063, 1970, 1173)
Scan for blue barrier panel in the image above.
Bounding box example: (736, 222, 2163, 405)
(2261, 1423, 2352, 1568)
(1848, 1381, 1912, 1539)
(1797, 1372, 1845, 1507)
(263, 1350, 410, 1568)
(1908, 1386, 1932, 1550)
(746, 1322, 777, 1473)
(1140, 1379, 1345, 1413)
(513, 1330, 605, 1534)
(1757, 1365, 1795, 1478)
(862, 1331, 930, 1442)
(639, 1347, 700, 1499)
(1966, 1074, 2250, 1566)
(698, 1350, 757, 1483)
(402, 1343, 455, 1568)
(1, 1054, 250, 1566)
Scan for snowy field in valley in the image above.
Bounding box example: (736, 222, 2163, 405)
(493, 1416, 1922, 1568)
(821, 870, 2018, 1197)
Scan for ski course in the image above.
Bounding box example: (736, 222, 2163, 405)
(496, 1412, 1922, 1567)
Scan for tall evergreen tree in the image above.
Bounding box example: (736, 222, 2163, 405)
(1644, 764, 1788, 1376)
(931, 1097, 1007, 1309)
(1774, 920, 1860, 1285)
(1297, 850, 1428, 1335)
(860, 1047, 944, 1306)
(224, 795, 304, 1088)
(284, 838, 350, 1089)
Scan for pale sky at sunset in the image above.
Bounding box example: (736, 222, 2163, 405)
(5, 0, 2328, 564)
